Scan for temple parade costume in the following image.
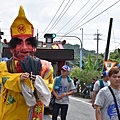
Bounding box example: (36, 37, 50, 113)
(0, 6, 54, 120)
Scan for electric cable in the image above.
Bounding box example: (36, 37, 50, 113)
(62, 0, 104, 36)
(112, 28, 116, 47)
(39, 0, 65, 38)
(56, 0, 90, 34)
(47, 0, 74, 32)
(66, 0, 120, 35)
(58, 0, 102, 40)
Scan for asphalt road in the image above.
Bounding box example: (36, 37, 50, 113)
(44, 96, 95, 120)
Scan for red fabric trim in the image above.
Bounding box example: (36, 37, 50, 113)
(10, 28, 34, 38)
(31, 101, 43, 120)
(16, 61, 23, 73)
(11, 34, 33, 38)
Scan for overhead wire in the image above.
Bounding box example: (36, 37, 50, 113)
(62, 0, 104, 36)
(112, 28, 116, 47)
(46, 0, 71, 33)
(112, 26, 120, 50)
(47, 0, 74, 33)
(39, 0, 66, 38)
(66, 0, 120, 35)
(113, 20, 120, 49)
(55, 0, 120, 51)
(56, 0, 90, 34)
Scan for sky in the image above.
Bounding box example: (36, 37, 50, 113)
(0, 0, 120, 54)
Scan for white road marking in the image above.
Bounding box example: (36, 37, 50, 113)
(69, 96, 91, 105)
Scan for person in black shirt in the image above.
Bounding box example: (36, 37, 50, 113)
(90, 78, 96, 99)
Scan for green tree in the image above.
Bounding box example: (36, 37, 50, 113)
(109, 49, 120, 65)
(70, 67, 100, 87)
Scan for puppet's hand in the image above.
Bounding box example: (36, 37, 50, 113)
(19, 55, 42, 75)
(20, 72, 30, 82)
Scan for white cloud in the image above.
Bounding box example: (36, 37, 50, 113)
(0, 0, 120, 53)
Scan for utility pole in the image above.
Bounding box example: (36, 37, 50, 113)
(80, 28, 83, 69)
(94, 29, 101, 60)
(80, 28, 83, 48)
(102, 18, 113, 71)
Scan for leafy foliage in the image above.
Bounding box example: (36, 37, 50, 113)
(65, 43, 103, 70)
(109, 49, 120, 65)
(87, 54, 94, 70)
(65, 43, 119, 87)
(70, 67, 100, 85)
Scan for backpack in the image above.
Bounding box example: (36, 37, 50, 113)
(99, 79, 104, 89)
(54, 75, 72, 91)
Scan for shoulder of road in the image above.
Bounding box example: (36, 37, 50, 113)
(70, 95, 92, 104)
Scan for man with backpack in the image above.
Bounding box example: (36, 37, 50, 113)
(92, 71, 110, 108)
(95, 67, 120, 120)
(52, 65, 75, 120)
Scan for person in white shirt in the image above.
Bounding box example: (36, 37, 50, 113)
(92, 71, 110, 108)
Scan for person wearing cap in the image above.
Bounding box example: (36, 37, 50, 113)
(92, 71, 110, 108)
(0, 6, 54, 120)
(118, 63, 120, 69)
(94, 67, 120, 120)
(52, 65, 75, 120)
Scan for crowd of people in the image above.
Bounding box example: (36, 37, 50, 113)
(51, 66, 120, 120)
(88, 68, 120, 120)
(75, 68, 120, 120)
(94, 67, 120, 120)
(0, 5, 120, 120)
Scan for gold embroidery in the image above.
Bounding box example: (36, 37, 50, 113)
(34, 105, 42, 114)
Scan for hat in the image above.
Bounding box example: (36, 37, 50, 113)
(118, 63, 120, 69)
(10, 6, 34, 38)
(61, 65, 70, 72)
(102, 71, 108, 77)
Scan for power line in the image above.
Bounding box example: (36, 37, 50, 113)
(56, 0, 90, 34)
(39, 0, 66, 37)
(56, 0, 120, 41)
(62, 0, 103, 35)
(58, 0, 103, 40)
(47, 0, 74, 32)
(68, 0, 120, 34)
(65, 0, 104, 35)
(112, 28, 116, 48)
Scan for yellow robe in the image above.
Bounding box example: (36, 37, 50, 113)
(0, 60, 54, 120)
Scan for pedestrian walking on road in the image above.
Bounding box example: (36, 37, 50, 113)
(92, 71, 110, 108)
(73, 77, 79, 93)
(52, 65, 75, 120)
(90, 78, 96, 99)
(94, 67, 120, 120)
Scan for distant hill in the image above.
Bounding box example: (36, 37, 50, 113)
(64, 43, 96, 59)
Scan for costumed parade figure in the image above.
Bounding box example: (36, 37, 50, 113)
(0, 6, 54, 120)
